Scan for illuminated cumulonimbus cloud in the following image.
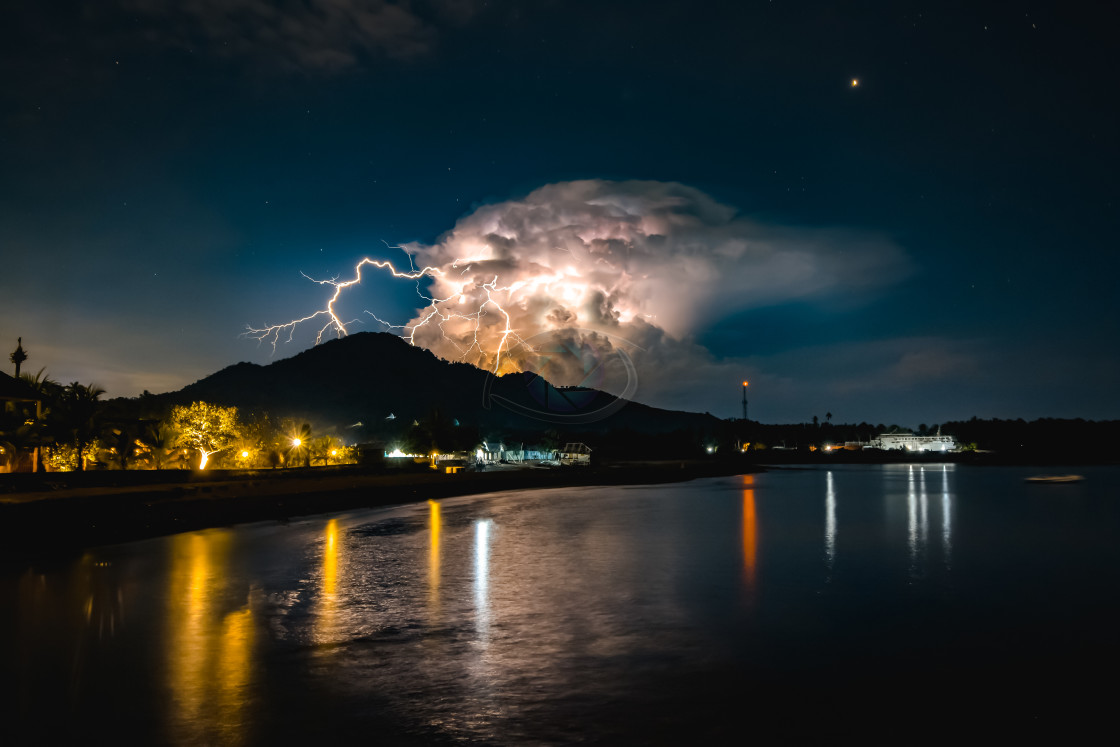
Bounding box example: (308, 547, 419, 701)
(250, 179, 909, 395)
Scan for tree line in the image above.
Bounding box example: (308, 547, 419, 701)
(0, 370, 355, 472)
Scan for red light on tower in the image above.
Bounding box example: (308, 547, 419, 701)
(741, 381, 749, 421)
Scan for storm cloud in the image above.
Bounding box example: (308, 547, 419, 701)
(376, 179, 912, 403)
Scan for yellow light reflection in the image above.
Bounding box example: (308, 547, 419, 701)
(166, 530, 255, 745)
(742, 474, 758, 593)
(217, 608, 254, 736)
(428, 500, 442, 620)
(323, 519, 338, 597)
(314, 519, 341, 645)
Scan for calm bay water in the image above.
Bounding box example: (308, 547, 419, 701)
(4, 464, 1119, 743)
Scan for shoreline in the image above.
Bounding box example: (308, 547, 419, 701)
(0, 460, 758, 563)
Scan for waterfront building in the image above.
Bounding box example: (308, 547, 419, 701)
(868, 429, 957, 452)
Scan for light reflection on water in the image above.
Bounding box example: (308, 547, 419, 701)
(4, 464, 1120, 743)
(165, 530, 256, 745)
(825, 471, 836, 576)
(429, 499, 441, 618)
(474, 519, 492, 639)
(741, 474, 757, 594)
(899, 464, 954, 579)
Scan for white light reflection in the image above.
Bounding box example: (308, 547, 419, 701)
(907, 466, 923, 578)
(825, 471, 837, 577)
(941, 465, 952, 569)
(919, 466, 929, 550)
(906, 465, 938, 579)
(474, 519, 492, 638)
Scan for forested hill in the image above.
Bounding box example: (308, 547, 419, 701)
(109, 332, 723, 442)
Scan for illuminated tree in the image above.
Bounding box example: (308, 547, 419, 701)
(310, 435, 353, 466)
(287, 422, 312, 468)
(169, 402, 242, 470)
(232, 413, 283, 469)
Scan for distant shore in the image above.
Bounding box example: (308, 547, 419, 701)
(0, 460, 758, 562)
(4, 448, 1111, 562)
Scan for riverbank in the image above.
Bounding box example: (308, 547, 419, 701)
(0, 460, 759, 562)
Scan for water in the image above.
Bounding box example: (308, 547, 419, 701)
(4, 464, 1119, 743)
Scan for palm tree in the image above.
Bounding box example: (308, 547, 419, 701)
(57, 382, 106, 471)
(103, 422, 148, 470)
(139, 423, 178, 470)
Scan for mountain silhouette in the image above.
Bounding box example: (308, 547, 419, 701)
(123, 332, 722, 443)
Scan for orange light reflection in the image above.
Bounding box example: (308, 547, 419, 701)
(742, 474, 757, 592)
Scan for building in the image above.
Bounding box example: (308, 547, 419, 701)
(868, 429, 957, 452)
(477, 441, 504, 465)
(558, 442, 592, 466)
(0, 371, 44, 472)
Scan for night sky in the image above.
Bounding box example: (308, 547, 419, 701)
(2, 1, 1117, 425)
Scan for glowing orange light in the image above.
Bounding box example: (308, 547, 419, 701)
(291, 438, 302, 448)
(742, 380, 749, 387)
(851, 78, 859, 87)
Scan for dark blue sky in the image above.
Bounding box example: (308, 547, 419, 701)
(2, 1, 1117, 425)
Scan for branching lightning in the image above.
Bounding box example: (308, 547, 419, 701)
(245, 253, 547, 375)
(243, 179, 909, 417)
(246, 257, 443, 352)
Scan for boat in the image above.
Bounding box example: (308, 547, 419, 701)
(1024, 475, 1085, 484)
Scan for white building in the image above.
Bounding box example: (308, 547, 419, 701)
(869, 430, 957, 452)
(558, 442, 592, 466)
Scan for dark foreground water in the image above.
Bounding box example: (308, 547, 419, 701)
(4, 464, 1119, 744)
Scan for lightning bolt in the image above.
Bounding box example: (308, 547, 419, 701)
(245, 253, 532, 374)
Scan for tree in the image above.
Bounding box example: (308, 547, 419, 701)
(169, 402, 242, 470)
(139, 423, 179, 470)
(404, 408, 457, 455)
(57, 382, 106, 471)
(288, 422, 312, 468)
(103, 423, 144, 470)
